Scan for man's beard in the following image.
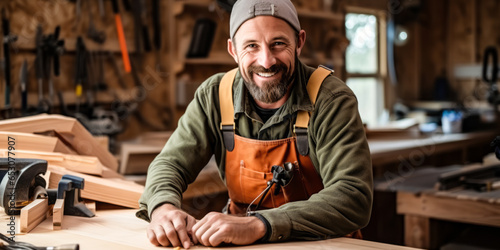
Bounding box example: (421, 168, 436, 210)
(243, 61, 293, 104)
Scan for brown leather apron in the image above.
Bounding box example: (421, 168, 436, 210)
(219, 67, 332, 215)
(219, 67, 362, 239)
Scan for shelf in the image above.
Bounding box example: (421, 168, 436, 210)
(173, 0, 344, 22)
(185, 52, 236, 65)
(297, 9, 344, 21)
(175, 52, 236, 73)
(2, 88, 137, 111)
(14, 37, 139, 53)
(173, 0, 213, 16)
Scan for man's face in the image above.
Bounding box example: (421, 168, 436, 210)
(228, 16, 305, 104)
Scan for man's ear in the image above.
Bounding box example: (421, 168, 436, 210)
(227, 38, 238, 63)
(296, 30, 306, 56)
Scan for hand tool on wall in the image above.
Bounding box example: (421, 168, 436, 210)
(98, 0, 105, 19)
(186, 18, 217, 58)
(74, 36, 86, 114)
(35, 25, 50, 114)
(87, 4, 106, 44)
(43, 26, 65, 108)
(111, 0, 132, 73)
(131, 0, 152, 68)
(20, 59, 28, 116)
(2, 9, 17, 118)
(152, 0, 165, 70)
(122, 0, 132, 11)
(139, 0, 151, 52)
(152, 0, 161, 52)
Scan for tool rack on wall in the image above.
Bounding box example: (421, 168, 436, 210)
(0, 0, 348, 140)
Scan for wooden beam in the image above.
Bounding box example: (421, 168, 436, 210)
(0, 114, 118, 171)
(48, 166, 144, 209)
(0, 149, 103, 176)
(0, 131, 76, 155)
(20, 199, 50, 233)
(53, 199, 64, 230)
(397, 191, 500, 228)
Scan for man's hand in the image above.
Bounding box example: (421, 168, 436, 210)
(147, 203, 198, 248)
(192, 212, 267, 247)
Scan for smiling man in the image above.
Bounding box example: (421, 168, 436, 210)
(137, 0, 373, 248)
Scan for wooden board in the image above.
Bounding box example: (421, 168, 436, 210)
(0, 114, 118, 171)
(397, 191, 500, 228)
(0, 131, 76, 155)
(48, 166, 144, 209)
(53, 199, 64, 230)
(14, 209, 421, 250)
(0, 149, 103, 176)
(20, 199, 49, 233)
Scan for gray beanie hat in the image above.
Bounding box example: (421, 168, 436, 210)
(230, 0, 301, 39)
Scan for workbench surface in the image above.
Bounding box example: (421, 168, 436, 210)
(11, 209, 420, 250)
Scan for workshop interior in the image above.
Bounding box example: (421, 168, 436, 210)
(1, 0, 500, 249)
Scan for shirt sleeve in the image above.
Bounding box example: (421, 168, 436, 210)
(136, 77, 222, 221)
(256, 85, 373, 242)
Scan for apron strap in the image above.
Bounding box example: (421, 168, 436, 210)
(219, 68, 238, 151)
(218, 66, 333, 154)
(295, 65, 334, 156)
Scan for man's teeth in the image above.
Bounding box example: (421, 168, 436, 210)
(257, 72, 276, 77)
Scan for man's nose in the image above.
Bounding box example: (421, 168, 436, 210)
(257, 47, 276, 69)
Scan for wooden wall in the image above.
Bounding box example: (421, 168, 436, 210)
(0, 0, 171, 141)
(395, 0, 500, 105)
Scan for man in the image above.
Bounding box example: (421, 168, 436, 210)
(136, 0, 373, 248)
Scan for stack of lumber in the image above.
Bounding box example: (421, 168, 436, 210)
(0, 114, 143, 209)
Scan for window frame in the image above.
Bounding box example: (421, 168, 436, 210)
(344, 7, 390, 126)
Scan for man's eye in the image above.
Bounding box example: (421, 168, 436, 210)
(246, 44, 257, 49)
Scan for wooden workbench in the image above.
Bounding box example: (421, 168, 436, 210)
(398, 190, 500, 249)
(10, 209, 420, 250)
(373, 164, 500, 249)
(369, 129, 499, 175)
(183, 129, 500, 200)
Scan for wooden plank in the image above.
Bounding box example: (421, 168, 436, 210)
(397, 191, 500, 228)
(53, 199, 64, 230)
(20, 199, 49, 233)
(404, 215, 430, 249)
(0, 131, 76, 155)
(0, 149, 103, 176)
(48, 166, 144, 209)
(0, 114, 118, 171)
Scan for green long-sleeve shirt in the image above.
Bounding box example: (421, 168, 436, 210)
(136, 61, 373, 242)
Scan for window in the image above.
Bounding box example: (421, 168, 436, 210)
(345, 12, 387, 127)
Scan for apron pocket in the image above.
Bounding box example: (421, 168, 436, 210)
(240, 162, 274, 207)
